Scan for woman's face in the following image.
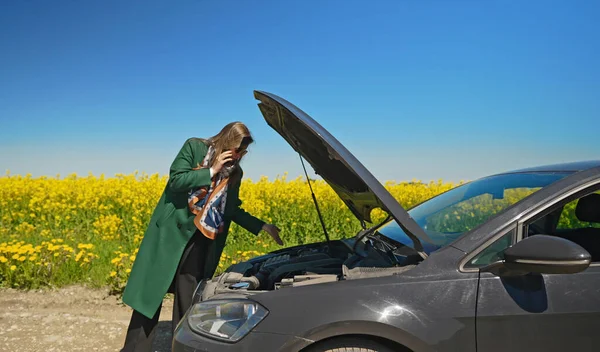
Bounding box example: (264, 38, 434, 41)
(232, 138, 250, 161)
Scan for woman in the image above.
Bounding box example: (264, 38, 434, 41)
(120, 122, 283, 351)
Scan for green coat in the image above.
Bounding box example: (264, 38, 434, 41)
(122, 138, 265, 319)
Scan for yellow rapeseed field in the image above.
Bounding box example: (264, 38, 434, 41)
(0, 171, 459, 294)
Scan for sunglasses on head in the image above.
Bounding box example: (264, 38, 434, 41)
(234, 136, 253, 153)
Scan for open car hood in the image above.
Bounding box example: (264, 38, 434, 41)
(253, 91, 434, 253)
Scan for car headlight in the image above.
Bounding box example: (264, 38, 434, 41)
(187, 299, 268, 342)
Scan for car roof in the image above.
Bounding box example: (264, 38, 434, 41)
(492, 160, 600, 175)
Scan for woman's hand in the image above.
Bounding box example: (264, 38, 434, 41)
(262, 223, 283, 246)
(211, 151, 234, 175)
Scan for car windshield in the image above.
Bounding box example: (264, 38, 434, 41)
(377, 171, 573, 252)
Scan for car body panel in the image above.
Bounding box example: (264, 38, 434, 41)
(476, 267, 600, 352)
(253, 90, 433, 252)
(249, 246, 477, 352)
(172, 322, 312, 352)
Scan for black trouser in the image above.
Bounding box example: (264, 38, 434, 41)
(121, 232, 210, 352)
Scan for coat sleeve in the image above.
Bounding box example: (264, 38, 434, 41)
(230, 170, 265, 235)
(168, 139, 212, 192)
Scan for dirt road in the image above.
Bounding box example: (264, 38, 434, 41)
(0, 286, 174, 352)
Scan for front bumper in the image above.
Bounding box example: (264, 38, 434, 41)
(172, 314, 312, 352)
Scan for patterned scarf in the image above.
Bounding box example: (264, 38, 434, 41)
(188, 145, 229, 240)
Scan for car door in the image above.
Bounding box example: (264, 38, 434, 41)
(476, 264, 600, 351)
(466, 185, 600, 352)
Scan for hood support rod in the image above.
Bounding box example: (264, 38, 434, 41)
(299, 154, 331, 245)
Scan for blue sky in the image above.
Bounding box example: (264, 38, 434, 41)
(1, 0, 599, 183)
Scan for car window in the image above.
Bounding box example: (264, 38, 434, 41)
(465, 228, 515, 268)
(526, 188, 600, 262)
(463, 185, 600, 270)
(379, 172, 572, 251)
(556, 191, 600, 230)
(425, 188, 540, 234)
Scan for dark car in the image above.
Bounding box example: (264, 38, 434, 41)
(172, 90, 600, 352)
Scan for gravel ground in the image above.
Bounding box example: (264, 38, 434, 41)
(0, 286, 174, 352)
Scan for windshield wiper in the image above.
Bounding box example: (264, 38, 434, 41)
(351, 214, 392, 254)
(366, 233, 404, 265)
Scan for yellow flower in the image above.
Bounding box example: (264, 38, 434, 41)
(0, 171, 466, 289)
(110, 271, 117, 277)
(10, 265, 16, 271)
(126, 268, 131, 273)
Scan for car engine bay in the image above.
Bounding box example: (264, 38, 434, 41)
(196, 235, 421, 302)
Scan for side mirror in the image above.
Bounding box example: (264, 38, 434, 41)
(482, 235, 591, 276)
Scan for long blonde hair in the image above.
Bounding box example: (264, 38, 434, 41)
(197, 122, 254, 179)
